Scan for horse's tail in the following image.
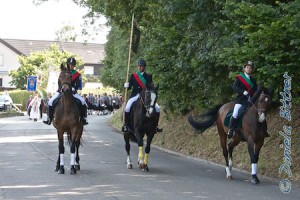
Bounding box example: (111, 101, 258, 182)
(188, 104, 222, 133)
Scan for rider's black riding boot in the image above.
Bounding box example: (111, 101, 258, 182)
(122, 112, 130, 132)
(43, 105, 54, 125)
(81, 105, 88, 125)
(156, 113, 163, 133)
(227, 116, 237, 139)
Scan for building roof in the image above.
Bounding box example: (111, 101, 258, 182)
(0, 38, 105, 64)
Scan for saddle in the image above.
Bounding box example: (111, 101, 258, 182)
(224, 105, 248, 128)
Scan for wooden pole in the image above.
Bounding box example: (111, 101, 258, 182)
(123, 14, 135, 124)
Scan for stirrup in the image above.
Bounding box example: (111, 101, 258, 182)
(227, 129, 233, 139)
(81, 118, 88, 125)
(156, 127, 163, 133)
(265, 131, 270, 137)
(122, 125, 129, 133)
(43, 118, 52, 125)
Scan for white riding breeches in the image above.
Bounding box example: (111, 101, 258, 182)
(48, 92, 60, 106)
(125, 94, 160, 113)
(232, 104, 242, 118)
(48, 92, 87, 106)
(73, 93, 87, 106)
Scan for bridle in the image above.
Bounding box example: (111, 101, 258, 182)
(60, 71, 72, 93)
(248, 93, 271, 122)
(140, 89, 157, 117)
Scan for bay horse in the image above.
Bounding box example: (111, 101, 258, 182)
(123, 86, 159, 172)
(188, 88, 272, 184)
(53, 64, 83, 174)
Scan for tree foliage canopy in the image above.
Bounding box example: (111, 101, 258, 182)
(9, 44, 83, 90)
(36, 0, 300, 113)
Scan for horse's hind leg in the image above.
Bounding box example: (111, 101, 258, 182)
(75, 140, 80, 171)
(56, 132, 65, 174)
(219, 131, 232, 179)
(124, 133, 132, 169)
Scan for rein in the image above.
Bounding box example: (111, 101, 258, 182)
(61, 82, 71, 88)
(248, 94, 270, 115)
(140, 92, 155, 109)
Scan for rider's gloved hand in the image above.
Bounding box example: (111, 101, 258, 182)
(124, 82, 129, 88)
(243, 91, 249, 96)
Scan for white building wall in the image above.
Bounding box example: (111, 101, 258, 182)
(0, 42, 20, 88)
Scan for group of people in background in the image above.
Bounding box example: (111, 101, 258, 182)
(26, 92, 122, 121)
(84, 93, 122, 115)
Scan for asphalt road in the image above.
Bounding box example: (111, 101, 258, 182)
(0, 114, 299, 200)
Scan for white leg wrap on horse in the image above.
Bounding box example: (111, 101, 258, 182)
(229, 158, 233, 170)
(60, 154, 64, 166)
(127, 156, 132, 164)
(70, 153, 75, 165)
(226, 166, 232, 177)
(251, 163, 257, 175)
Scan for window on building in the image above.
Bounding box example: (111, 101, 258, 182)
(84, 66, 94, 75)
(0, 54, 3, 66)
(0, 78, 2, 87)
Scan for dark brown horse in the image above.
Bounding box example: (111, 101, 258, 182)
(123, 86, 159, 171)
(188, 88, 272, 184)
(53, 64, 83, 174)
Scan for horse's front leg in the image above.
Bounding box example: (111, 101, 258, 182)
(136, 131, 145, 169)
(124, 133, 132, 169)
(56, 131, 65, 174)
(143, 133, 154, 172)
(70, 138, 77, 175)
(247, 136, 261, 184)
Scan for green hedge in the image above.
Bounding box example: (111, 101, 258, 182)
(0, 90, 43, 111)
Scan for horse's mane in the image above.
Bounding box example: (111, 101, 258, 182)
(250, 87, 273, 105)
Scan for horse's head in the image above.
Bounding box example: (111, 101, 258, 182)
(58, 63, 72, 94)
(141, 86, 158, 117)
(255, 88, 272, 123)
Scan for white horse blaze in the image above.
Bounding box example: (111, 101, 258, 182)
(258, 113, 265, 122)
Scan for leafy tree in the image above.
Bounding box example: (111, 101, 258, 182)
(9, 44, 83, 90)
(55, 24, 77, 42)
(35, 0, 300, 112)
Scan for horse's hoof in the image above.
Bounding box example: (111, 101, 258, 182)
(55, 166, 59, 172)
(227, 175, 233, 180)
(75, 165, 80, 171)
(251, 175, 260, 184)
(70, 166, 77, 175)
(143, 165, 149, 172)
(57, 166, 65, 174)
(127, 164, 133, 169)
(138, 163, 145, 169)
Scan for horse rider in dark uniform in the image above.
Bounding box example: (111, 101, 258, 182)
(122, 59, 162, 133)
(43, 57, 88, 125)
(228, 61, 270, 139)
